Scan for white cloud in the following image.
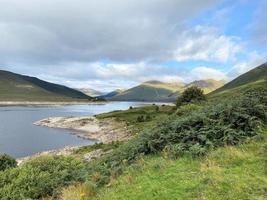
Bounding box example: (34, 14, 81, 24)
(174, 26, 243, 63)
(232, 51, 266, 75)
(188, 66, 228, 81)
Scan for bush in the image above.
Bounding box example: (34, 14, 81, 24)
(177, 86, 206, 107)
(0, 155, 88, 199)
(0, 154, 17, 171)
(176, 103, 201, 116)
(136, 115, 145, 122)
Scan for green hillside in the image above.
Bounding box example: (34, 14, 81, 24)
(212, 62, 267, 94)
(109, 80, 224, 102)
(0, 70, 92, 101)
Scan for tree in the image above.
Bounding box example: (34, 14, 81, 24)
(176, 86, 206, 107)
(0, 154, 17, 171)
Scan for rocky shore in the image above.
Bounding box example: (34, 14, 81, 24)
(34, 116, 132, 143)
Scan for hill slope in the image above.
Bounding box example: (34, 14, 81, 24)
(0, 70, 92, 101)
(108, 81, 184, 102)
(99, 89, 124, 99)
(212, 62, 267, 94)
(108, 80, 224, 102)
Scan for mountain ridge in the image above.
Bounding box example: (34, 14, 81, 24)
(0, 70, 92, 101)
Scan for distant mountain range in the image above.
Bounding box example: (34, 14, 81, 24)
(77, 88, 104, 97)
(104, 79, 225, 102)
(0, 70, 92, 102)
(2, 63, 265, 103)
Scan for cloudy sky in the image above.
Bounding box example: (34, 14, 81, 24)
(0, 0, 266, 92)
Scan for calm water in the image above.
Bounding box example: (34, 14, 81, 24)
(0, 102, 151, 158)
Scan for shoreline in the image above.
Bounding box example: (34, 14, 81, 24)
(17, 116, 131, 165)
(34, 116, 132, 143)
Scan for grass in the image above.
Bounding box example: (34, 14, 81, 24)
(96, 105, 175, 134)
(97, 130, 267, 200)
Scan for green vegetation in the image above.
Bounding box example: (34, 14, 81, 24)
(96, 105, 175, 134)
(176, 86, 206, 107)
(0, 64, 266, 199)
(74, 142, 122, 156)
(0, 154, 17, 171)
(0, 70, 93, 102)
(0, 156, 88, 199)
(98, 129, 267, 200)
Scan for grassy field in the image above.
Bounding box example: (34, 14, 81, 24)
(98, 129, 267, 200)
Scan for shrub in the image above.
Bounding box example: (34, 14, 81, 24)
(0, 154, 17, 171)
(177, 86, 206, 107)
(146, 115, 152, 121)
(136, 115, 145, 122)
(176, 103, 201, 116)
(0, 155, 88, 199)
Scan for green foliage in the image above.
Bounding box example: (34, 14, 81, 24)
(176, 86, 206, 107)
(86, 90, 266, 187)
(136, 115, 145, 122)
(0, 155, 87, 199)
(175, 103, 201, 116)
(0, 154, 17, 171)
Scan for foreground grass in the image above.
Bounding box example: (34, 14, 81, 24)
(97, 130, 267, 200)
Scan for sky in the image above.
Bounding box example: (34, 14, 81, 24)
(0, 0, 266, 92)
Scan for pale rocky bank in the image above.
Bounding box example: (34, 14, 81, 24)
(34, 116, 132, 143)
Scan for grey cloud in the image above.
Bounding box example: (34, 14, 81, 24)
(0, 0, 220, 65)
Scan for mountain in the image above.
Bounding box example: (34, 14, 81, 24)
(186, 79, 225, 94)
(212, 63, 267, 94)
(99, 89, 124, 99)
(107, 80, 224, 102)
(107, 81, 185, 102)
(78, 88, 104, 97)
(0, 70, 92, 101)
